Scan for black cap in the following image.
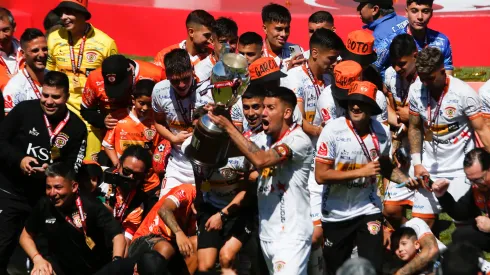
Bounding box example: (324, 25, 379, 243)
(354, 0, 393, 6)
(102, 55, 132, 99)
(53, 0, 91, 20)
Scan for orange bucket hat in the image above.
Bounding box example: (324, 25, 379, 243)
(332, 60, 363, 101)
(249, 57, 287, 85)
(344, 81, 382, 115)
(341, 30, 377, 66)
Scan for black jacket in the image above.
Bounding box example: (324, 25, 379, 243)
(437, 187, 482, 222)
(0, 100, 87, 204)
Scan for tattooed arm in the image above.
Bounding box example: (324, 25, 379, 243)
(408, 113, 423, 155)
(395, 234, 439, 275)
(379, 157, 410, 184)
(158, 198, 194, 256)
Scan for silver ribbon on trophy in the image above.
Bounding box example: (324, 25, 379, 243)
(185, 52, 250, 169)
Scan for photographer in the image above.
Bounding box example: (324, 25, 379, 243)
(103, 145, 154, 251)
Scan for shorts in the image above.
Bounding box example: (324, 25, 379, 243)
(197, 203, 253, 250)
(128, 234, 170, 258)
(412, 175, 470, 219)
(383, 181, 415, 206)
(159, 159, 195, 199)
(308, 172, 322, 227)
(260, 239, 310, 275)
(85, 127, 103, 161)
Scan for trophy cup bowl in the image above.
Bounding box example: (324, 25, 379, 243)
(185, 53, 249, 169)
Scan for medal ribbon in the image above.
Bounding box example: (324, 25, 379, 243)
(65, 196, 88, 235)
(303, 62, 323, 98)
(347, 119, 380, 161)
(426, 77, 450, 132)
(113, 190, 136, 221)
(262, 40, 283, 69)
(0, 39, 22, 75)
(243, 124, 263, 140)
(174, 82, 195, 127)
(68, 25, 90, 75)
(271, 123, 299, 148)
(22, 68, 42, 99)
(43, 112, 70, 146)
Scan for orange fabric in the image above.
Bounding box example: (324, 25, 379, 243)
(114, 189, 144, 237)
(0, 66, 10, 91)
(411, 212, 437, 219)
(334, 61, 362, 89)
(82, 60, 165, 114)
(143, 172, 160, 193)
(249, 57, 280, 80)
(153, 42, 208, 69)
(349, 81, 377, 100)
(152, 138, 172, 175)
(132, 184, 197, 242)
(383, 200, 414, 206)
(345, 30, 375, 56)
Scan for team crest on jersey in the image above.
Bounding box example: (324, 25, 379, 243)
(153, 154, 161, 162)
(444, 106, 456, 118)
(369, 149, 378, 160)
(318, 142, 328, 157)
(219, 168, 236, 180)
(274, 261, 286, 273)
(72, 211, 87, 228)
(367, 221, 381, 235)
(144, 128, 156, 141)
(54, 133, 69, 148)
(85, 51, 98, 63)
(321, 108, 331, 121)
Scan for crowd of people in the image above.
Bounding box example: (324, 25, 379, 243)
(1, 0, 490, 274)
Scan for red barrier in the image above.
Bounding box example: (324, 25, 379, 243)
(5, 0, 490, 67)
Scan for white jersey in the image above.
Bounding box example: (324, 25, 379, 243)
(194, 55, 216, 82)
(0, 39, 22, 75)
(152, 80, 214, 173)
(313, 85, 388, 126)
(253, 125, 313, 241)
(384, 66, 413, 107)
(403, 218, 446, 252)
(408, 75, 480, 177)
(479, 80, 490, 118)
(315, 117, 391, 222)
(262, 42, 304, 73)
(3, 68, 46, 113)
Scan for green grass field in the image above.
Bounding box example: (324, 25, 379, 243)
(126, 54, 490, 82)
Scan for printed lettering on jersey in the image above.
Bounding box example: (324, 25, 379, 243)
(4, 95, 13, 109)
(444, 106, 456, 118)
(174, 190, 187, 201)
(321, 108, 331, 122)
(466, 96, 480, 114)
(318, 142, 328, 157)
(85, 51, 98, 63)
(367, 220, 381, 235)
(54, 133, 69, 149)
(82, 87, 96, 106)
(27, 143, 50, 161)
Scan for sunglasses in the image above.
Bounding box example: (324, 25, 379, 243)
(122, 167, 146, 181)
(169, 75, 192, 86)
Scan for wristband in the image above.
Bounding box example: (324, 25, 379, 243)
(411, 153, 421, 166)
(32, 253, 41, 261)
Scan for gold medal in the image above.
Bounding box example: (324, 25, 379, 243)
(201, 180, 211, 192)
(424, 130, 433, 142)
(72, 75, 81, 89)
(85, 236, 95, 250)
(261, 168, 272, 178)
(51, 146, 61, 160)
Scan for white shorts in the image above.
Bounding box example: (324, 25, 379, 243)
(159, 159, 195, 199)
(384, 181, 415, 206)
(308, 171, 322, 227)
(412, 175, 470, 219)
(260, 239, 311, 275)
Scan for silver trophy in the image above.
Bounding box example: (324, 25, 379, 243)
(185, 52, 250, 169)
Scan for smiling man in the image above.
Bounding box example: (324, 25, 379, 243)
(0, 71, 87, 273)
(3, 28, 48, 113)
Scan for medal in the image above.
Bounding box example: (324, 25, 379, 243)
(51, 146, 61, 160)
(201, 180, 211, 192)
(85, 236, 95, 250)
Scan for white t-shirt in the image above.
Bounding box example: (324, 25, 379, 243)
(0, 39, 21, 75)
(315, 117, 391, 222)
(152, 80, 214, 173)
(403, 218, 446, 252)
(479, 80, 490, 118)
(3, 68, 46, 113)
(313, 85, 388, 126)
(384, 66, 413, 107)
(194, 55, 216, 82)
(408, 75, 480, 177)
(253, 125, 313, 241)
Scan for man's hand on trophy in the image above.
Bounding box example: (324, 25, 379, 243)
(208, 111, 234, 132)
(203, 103, 215, 112)
(172, 131, 193, 144)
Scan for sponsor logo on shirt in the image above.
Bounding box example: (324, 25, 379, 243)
(29, 127, 39, 136)
(45, 218, 56, 224)
(27, 143, 50, 161)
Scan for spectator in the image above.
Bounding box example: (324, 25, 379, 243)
(355, 0, 407, 41)
(194, 17, 238, 82)
(3, 28, 48, 113)
(303, 11, 336, 59)
(153, 10, 215, 69)
(0, 71, 86, 273)
(0, 8, 23, 81)
(19, 162, 125, 275)
(49, 0, 118, 161)
(237, 32, 263, 65)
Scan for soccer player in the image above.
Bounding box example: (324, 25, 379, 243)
(315, 81, 418, 273)
(355, 0, 407, 41)
(408, 47, 490, 228)
(194, 17, 238, 82)
(237, 32, 263, 65)
(261, 3, 305, 72)
(152, 49, 213, 197)
(154, 10, 215, 69)
(303, 11, 336, 60)
(479, 79, 490, 125)
(3, 28, 48, 113)
(375, 0, 453, 76)
(208, 87, 314, 275)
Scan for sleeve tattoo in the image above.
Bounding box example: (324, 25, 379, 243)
(408, 114, 423, 154)
(397, 236, 439, 275)
(158, 208, 182, 234)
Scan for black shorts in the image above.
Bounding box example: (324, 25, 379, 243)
(197, 203, 254, 250)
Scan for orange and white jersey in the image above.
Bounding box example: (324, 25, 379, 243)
(153, 40, 210, 69)
(102, 108, 158, 157)
(0, 38, 23, 77)
(402, 218, 446, 251)
(262, 41, 303, 73)
(3, 69, 47, 113)
(315, 117, 391, 222)
(133, 184, 196, 241)
(409, 75, 481, 177)
(313, 85, 388, 127)
(479, 80, 490, 119)
(194, 54, 216, 82)
(113, 191, 144, 240)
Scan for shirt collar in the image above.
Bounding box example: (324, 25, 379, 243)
(363, 12, 397, 31)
